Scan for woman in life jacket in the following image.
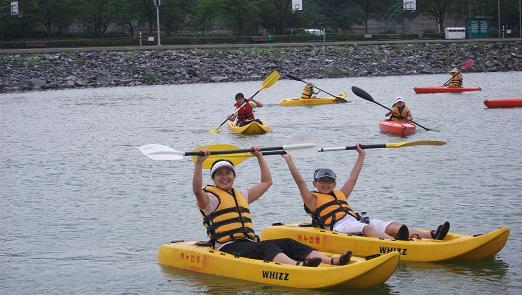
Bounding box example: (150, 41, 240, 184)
(193, 147, 352, 267)
(228, 93, 264, 127)
(385, 97, 413, 121)
(300, 83, 319, 99)
(281, 145, 450, 241)
(446, 68, 463, 87)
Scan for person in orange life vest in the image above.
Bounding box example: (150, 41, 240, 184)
(228, 93, 263, 127)
(385, 97, 413, 121)
(281, 145, 450, 241)
(445, 68, 463, 87)
(193, 147, 352, 267)
(300, 83, 319, 99)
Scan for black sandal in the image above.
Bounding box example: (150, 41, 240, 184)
(434, 221, 450, 240)
(298, 257, 321, 267)
(338, 251, 352, 265)
(330, 251, 352, 265)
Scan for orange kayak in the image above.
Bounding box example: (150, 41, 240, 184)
(414, 86, 481, 94)
(484, 98, 522, 108)
(379, 120, 416, 137)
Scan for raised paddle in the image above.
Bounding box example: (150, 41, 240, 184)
(139, 137, 317, 169)
(286, 74, 348, 103)
(442, 59, 475, 86)
(351, 86, 432, 131)
(256, 140, 446, 155)
(208, 71, 280, 134)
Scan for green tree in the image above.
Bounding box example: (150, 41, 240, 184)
(76, 0, 119, 37)
(215, 0, 260, 35)
(194, 0, 222, 35)
(161, 0, 195, 36)
(417, 0, 453, 33)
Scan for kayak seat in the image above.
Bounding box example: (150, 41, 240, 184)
(272, 222, 284, 226)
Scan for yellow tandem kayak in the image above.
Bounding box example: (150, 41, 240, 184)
(260, 223, 510, 262)
(279, 92, 349, 106)
(157, 240, 399, 289)
(227, 120, 270, 135)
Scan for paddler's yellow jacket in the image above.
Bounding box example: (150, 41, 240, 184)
(449, 73, 463, 87)
(201, 185, 257, 246)
(309, 189, 360, 229)
(389, 104, 411, 120)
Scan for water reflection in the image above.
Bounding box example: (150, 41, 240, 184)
(400, 257, 509, 280)
(159, 264, 393, 295)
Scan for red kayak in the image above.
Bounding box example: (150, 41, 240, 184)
(379, 120, 416, 137)
(484, 98, 522, 108)
(413, 86, 481, 94)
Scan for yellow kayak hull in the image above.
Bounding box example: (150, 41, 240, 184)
(260, 224, 509, 262)
(157, 240, 399, 289)
(227, 120, 270, 135)
(279, 92, 349, 106)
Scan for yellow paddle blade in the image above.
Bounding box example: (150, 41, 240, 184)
(385, 140, 447, 148)
(207, 127, 220, 134)
(261, 71, 280, 90)
(192, 144, 252, 169)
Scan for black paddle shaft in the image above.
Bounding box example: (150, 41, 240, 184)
(287, 74, 346, 101)
(187, 146, 288, 157)
(351, 86, 432, 131)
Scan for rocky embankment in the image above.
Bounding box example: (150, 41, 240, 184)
(1, 41, 521, 93)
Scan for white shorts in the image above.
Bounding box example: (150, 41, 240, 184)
(331, 215, 393, 235)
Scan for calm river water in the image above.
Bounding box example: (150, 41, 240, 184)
(1, 71, 521, 294)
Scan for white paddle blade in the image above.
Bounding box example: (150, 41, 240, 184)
(283, 135, 318, 158)
(282, 142, 318, 158)
(139, 144, 185, 160)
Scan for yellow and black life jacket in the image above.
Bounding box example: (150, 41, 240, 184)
(306, 189, 360, 230)
(301, 86, 313, 99)
(450, 73, 463, 87)
(390, 104, 410, 120)
(201, 185, 258, 247)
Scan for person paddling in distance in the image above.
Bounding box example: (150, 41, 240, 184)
(385, 97, 413, 121)
(228, 92, 264, 127)
(281, 145, 450, 241)
(300, 83, 319, 99)
(193, 147, 352, 267)
(445, 68, 463, 87)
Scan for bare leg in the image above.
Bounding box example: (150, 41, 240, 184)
(365, 224, 394, 239)
(408, 228, 432, 239)
(272, 252, 299, 265)
(385, 222, 432, 239)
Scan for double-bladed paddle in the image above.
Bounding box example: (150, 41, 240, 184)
(208, 71, 280, 134)
(139, 136, 317, 169)
(351, 86, 432, 131)
(286, 74, 348, 103)
(258, 140, 446, 155)
(442, 59, 475, 86)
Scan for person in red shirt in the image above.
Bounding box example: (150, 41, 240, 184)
(228, 93, 264, 127)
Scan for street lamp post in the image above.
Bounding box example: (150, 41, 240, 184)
(153, 0, 161, 46)
(498, 0, 501, 38)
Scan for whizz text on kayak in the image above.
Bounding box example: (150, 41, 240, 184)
(262, 270, 290, 281)
(380, 246, 408, 255)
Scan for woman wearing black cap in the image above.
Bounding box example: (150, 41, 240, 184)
(192, 147, 352, 267)
(282, 145, 449, 241)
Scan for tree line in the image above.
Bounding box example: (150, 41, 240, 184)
(0, 0, 520, 40)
